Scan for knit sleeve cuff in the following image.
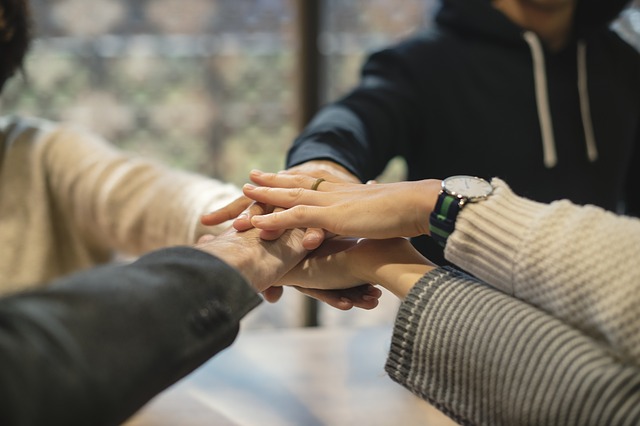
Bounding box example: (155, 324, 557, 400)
(444, 178, 548, 295)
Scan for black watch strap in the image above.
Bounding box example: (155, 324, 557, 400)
(429, 193, 462, 247)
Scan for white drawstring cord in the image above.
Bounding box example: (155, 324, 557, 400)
(577, 41, 599, 162)
(523, 31, 557, 168)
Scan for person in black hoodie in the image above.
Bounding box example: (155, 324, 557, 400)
(284, 0, 640, 261)
(205, 0, 639, 264)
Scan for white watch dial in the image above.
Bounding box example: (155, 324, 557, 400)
(443, 175, 493, 201)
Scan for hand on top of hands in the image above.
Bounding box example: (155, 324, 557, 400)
(196, 230, 381, 311)
(201, 160, 359, 250)
(241, 169, 441, 241)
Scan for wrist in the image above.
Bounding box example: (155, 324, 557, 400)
(428, 175, 493, 246)
(351, 238, 434, 299)
(377, 263, 434, 299)
(417, 179, 443, 235)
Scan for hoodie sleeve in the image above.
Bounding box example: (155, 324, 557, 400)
(0, 246, 261, 426)
(286, 40, 426, 182)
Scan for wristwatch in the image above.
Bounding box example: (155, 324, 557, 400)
(429, 175, 493, 247)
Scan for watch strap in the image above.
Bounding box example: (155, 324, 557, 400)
(429, 193, 462, 247)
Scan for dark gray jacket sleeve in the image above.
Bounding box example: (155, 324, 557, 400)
(0, 246, 261, 426)
(386, 267, 640, 426)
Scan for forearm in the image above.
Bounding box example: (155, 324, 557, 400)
(287, 105, 377, 181)
(363, 243, 434, 299)
(446, 178, 640, 363)
(287, 50, 422, 182)
(386, 267, 640, 426)
(0, 247, 260, 426)
(44, 125, 240, 255)
(350, 238, 434, 299)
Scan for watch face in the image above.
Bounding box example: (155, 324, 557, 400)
(443, 175, 493, 201)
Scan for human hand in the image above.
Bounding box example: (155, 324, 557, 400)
(196, 231, 382, 308)
(261, 284, 381, 311)
(200, 161, 359, 248)
(277, 237, 435, 299)
(195, 227, 308, 293)
(243, 170, 442, 240)
(283, 160, 360, 249)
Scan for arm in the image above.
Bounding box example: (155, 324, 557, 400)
(40, 122, 240, 255)
(278, 237, 434, 299)
(279, 237, 640, 424)
(287, 42, 425, 182)
(446, 178, 640, 364)
(243, 172, 640, 363)
(386, 268, 640, 426)
(0, 246, 259, 426)
(201, 40, 427, 240)
(0, 223, 333, 425)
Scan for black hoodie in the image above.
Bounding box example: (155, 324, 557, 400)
(288, 0, 639, 221)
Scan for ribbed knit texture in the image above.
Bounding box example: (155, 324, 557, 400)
(446, 178, 640, 365)
(385, 268, 640, 426)
(0, 116, 240, 293)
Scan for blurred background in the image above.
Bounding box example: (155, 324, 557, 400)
(2, 0, 638, 327)
(1, 0, 439, 186)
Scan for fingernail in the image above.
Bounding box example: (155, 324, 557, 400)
(305, 234, 320, 243)
(243, 183, 256, 191)
(362, 295, 378, 301)
(340, 297, 352, 305)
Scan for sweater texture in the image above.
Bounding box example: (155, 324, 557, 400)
(0, 115, 240, 293)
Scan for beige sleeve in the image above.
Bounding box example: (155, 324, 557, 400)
(41, 123, 241, 256)
(445, 178, 640, 365)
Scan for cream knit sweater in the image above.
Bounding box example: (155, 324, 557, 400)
(446, 178, 640, 364)
(0, 115, 240, 294)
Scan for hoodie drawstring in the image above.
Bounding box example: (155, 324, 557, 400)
(523, 31, 557, 168)
(523, 31, 599, 168)
(577, 41, 599, 162)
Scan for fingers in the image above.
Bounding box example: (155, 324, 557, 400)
(201, 196, 252, 226)
(263, 284, 381, 311)
(302, 228, 326, 250)
(243, 182, 325, 211)
(258, 207, 288, 240)
(249, 206, 324, 232)
(261, 286, 284, 303)
(233, 201, 272, 231)
(295, 284, 381, 311)
(250, 169, 335, 191)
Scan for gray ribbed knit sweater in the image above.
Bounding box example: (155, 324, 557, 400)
(386, 179, 640, 425)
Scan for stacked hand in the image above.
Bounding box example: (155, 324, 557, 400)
(241, 169, 441, 240)
(202, 160, 360, 249)
(200, 162, 440, 303)
(196, 227, 382, 310)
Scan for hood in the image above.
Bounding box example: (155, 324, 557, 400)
(435, 0, 633, 42)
